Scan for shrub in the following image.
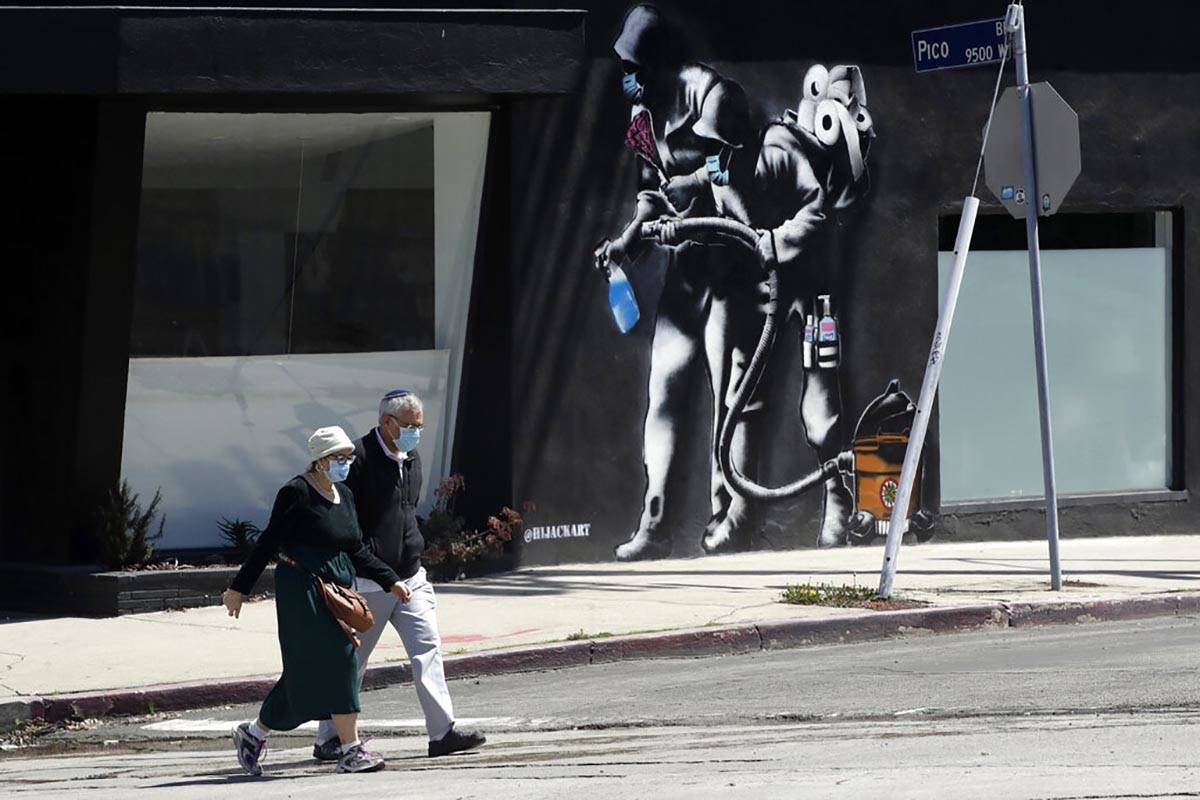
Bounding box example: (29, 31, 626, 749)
(420, 474, 533, 581)
(94, 481, 165, 570)
(217, 517, 261, 559)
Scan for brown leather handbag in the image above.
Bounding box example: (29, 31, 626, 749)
(278, 552, 375, 647)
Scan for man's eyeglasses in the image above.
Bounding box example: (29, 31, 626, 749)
(327, 454, 357, 465)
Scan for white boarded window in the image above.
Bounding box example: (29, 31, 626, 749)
(937, 212, 1174, 503)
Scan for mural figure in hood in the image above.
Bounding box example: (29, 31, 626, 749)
(598, 3, 769, 561)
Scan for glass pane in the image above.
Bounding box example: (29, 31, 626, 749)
(131, 113, 435, 356)
(121, 112, 492, 549)
(937, 246, 1170, 502)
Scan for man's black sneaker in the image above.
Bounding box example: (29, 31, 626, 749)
(428, 726, 486, 757)
(313, 736, 342, 762)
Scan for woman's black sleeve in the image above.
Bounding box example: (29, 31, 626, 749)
(230, 483, 299, 595)
(348, 541, 402, 590)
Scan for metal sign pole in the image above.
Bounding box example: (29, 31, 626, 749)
(1009, 4, 1063, 590)
(878, 197, 980, 598)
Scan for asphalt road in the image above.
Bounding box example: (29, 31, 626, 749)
(3, 614, 1199, 799)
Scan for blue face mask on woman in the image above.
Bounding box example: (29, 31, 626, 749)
(394, 426, 422, 453)
(325, 460, 351, 483)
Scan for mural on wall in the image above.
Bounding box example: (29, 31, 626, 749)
(590, 4, 934, 560)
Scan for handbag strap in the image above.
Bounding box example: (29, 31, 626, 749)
(277, 550, 324, 582)
(277, 551, 363, 649)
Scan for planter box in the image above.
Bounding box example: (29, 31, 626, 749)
(0, 562, 275, 617)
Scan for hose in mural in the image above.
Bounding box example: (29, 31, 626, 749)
(640, 216, 850, 501)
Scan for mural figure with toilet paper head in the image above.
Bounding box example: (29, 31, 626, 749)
(747, 63, 876, 547)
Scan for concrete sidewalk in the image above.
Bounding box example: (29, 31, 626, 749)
(2, 535, 1197, 719)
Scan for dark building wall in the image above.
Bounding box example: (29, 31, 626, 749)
(0, 100, 144, 562)
(0, 5, 584, 563)
(4, 1, 1198, 567)
(505, 0, 1200, 565)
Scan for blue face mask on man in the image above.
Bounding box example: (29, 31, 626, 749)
(622, 72, 644, 103)
(394, 426, 422, 453)
(325, 460, 351, 483)
(705, 153, 730, 187)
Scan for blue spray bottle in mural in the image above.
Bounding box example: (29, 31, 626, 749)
(593, 238, 641, 334)
(606, 263, 640, 334)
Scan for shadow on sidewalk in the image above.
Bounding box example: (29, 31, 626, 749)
(148, 760, 326, 787)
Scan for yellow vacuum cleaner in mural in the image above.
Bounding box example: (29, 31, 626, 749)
(845, 380, 936, 544)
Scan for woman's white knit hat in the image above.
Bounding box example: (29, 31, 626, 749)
(307, 426, 354, 462)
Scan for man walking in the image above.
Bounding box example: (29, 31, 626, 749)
(313, 389, 485, 760)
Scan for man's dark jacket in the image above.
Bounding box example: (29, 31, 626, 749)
(345, 430, 425, 581)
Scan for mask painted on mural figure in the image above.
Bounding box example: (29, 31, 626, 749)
(395, 427, 422, 453)
(705, 153, 730, 187)
(325, 460, 350, 483)
(622, 72, 644, 103)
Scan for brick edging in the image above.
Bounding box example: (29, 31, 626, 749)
(19, 592, 1200, 724)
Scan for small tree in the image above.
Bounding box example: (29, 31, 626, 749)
(93, 481, 166, 570)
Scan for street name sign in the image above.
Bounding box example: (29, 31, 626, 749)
(911, 17, 1006, 73)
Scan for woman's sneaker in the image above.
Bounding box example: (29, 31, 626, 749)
(336, 743, 386, 773)
(232, 722, 267, 776)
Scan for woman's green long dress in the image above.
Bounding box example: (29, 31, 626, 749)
(231, 476, 401, 731)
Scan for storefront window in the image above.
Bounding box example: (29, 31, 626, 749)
(123, 112, 490, 548)
(937, 211, 1175, 503)
(132, 113, 435, 356)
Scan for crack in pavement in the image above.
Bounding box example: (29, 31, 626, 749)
(0, 651, 28, 697)
(1038, 794, 1200, 799)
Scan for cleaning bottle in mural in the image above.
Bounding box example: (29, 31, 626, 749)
(816, 294, 840, 369)
(802, 313, 816, 369)
(591, 235, 642, 335)
(606, 263, 640, 334)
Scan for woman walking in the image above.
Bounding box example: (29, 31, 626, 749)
(221, 426, 413, 775)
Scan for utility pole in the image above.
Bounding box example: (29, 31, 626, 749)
(1008, 2, 1063, 590)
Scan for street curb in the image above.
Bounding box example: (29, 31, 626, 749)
(17, 592, 1200, 725)
(757, 604, 1005, 650)
(1004, 592, 1200, 627)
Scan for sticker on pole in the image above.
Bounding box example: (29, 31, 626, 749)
(911, 18, 1006, 73)
(983, 82, 1082, 218)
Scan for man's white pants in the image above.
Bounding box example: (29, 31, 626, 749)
(316, 567, 455, 742)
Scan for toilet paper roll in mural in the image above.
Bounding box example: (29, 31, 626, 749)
(590, 3, 934, 560)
